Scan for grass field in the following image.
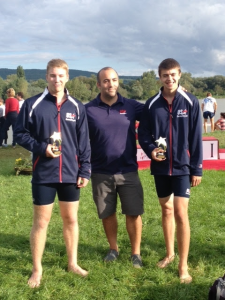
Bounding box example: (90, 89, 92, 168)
(0, 140, 225, 300)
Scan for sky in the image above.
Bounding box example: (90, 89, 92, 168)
(1, 0, 225, 77)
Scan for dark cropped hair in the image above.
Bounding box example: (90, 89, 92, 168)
(158, 58, 181, 76)
(17, 92, 24, 98)
(97, 67, 118, 83)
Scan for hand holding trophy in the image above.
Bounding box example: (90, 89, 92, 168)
(155, 137, 167, 159)
(50, 132, 62, 155)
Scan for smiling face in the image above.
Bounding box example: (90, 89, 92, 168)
(46, 67, 69, 96)
(159, 67, 181, 93)
(97, 68, 119, 104)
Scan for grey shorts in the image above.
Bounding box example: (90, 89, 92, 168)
(91, 172, 144, 219)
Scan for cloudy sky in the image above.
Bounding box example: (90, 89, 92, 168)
(1, 0, 225, 77)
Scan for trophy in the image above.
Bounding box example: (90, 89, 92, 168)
(50, 132, 62, 155)
(155, 137, 167, 159)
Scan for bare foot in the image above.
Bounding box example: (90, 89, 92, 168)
(157, 255, 175, 268)
(179, 265, 192, 284)
(27, 271, 42, 288)
(180, 274, 192, 284)
(68, 265, 88, 277)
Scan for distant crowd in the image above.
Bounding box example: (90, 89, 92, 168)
(0, 90, 24, 148)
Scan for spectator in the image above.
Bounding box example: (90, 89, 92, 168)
(0, 88, 19, 148)
(0, 98, 8, 147)
(201, 92, 217, 133)
(16, 92, 25, 110)
(215, 112, 225, 131)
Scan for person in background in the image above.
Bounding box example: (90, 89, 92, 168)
(214, 112, 225, 131)
(85, 67, 144, 268)
(138, 58, 202, 284)
(0, 98, 8, 148)
(16, 92, 25, 110)
(14, 59, 91, 288)
(0, 88, 19, 148)
(201, 92, 217, 133)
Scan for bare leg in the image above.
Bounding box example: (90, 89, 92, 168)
(157, 195, 175, 268)
(59, 201, 88, 277)
(174, 196, 191, 282)
(126, 215, 142, 255)
(203, 118, 207, 133)
(28, 203, 53, 288)
(102, 213, 118, 251)
(210, 117, 215, 132)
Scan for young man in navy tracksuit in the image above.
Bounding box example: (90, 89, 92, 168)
(14, 59, 91, 288)
(138, 58, 202, 283)
(85, 67, 144, 268)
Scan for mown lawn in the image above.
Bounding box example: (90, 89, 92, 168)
(0, 144, 225, 300)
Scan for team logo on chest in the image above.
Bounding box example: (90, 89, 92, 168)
(177, 109, 188, 118)
(66, 112, 76, 122)
(120, 110, 127, 114)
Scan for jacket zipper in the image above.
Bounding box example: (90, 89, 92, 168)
(57, 103, 62, 182)
(168, 104, 173, 175)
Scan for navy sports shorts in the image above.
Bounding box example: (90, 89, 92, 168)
(154, 175, 191, 198)
(32, 183, 80, 205)
(203, 111, 215, 119)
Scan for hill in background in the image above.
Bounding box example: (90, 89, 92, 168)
(0, 68, 140, 83)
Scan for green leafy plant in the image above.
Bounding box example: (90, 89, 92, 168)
(14, 152, 32, 175)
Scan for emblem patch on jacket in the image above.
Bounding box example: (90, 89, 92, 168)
(66, 113, 76, 122)
(177, 109, 188, 117)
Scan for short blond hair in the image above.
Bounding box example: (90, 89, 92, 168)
(46, 59, 69, 75)
(6, 88, 15, 97)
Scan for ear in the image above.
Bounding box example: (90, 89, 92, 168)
(97, 82, 101, 89)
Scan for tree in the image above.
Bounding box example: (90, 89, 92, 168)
(130, 81, 143, 99)
(0, 77, 6, 98)
(17, 66, 25, 78)
(140, 71, 158, 99)
(66, 77, 91, 102)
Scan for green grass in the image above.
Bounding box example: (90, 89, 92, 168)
(0, 145, 225, 299)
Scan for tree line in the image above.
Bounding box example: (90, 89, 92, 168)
(0, 66, 225, 102)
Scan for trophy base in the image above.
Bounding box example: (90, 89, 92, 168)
(51, 147, 61, 155)
(156, 152, 165, 159)
(53, 150, 61, 155)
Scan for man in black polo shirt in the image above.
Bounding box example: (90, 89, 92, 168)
(85, 67, 144, 268)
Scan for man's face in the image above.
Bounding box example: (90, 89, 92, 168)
(159, 68, 181, 92)
(97, 69, 119, 100)
(16, 95, 21, 101)
(46, 67, 69, 95)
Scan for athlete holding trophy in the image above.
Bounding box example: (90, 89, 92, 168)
(138, 58, 202, 284)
